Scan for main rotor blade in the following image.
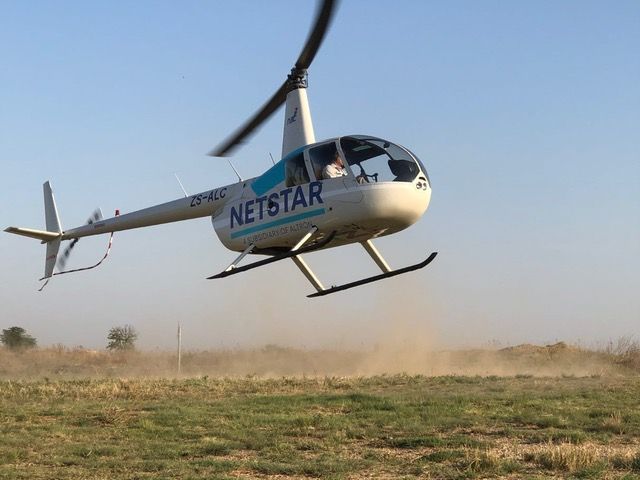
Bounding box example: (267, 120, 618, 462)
(208, 0, 339, 158)
(295, 0, 338, 70)
(208, 81, 288, 157)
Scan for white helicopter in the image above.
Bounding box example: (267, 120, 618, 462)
(5, 0, 436, 297)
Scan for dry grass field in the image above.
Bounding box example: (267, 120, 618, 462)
(1, 342, 639, 479)
(1, 340, 638, 379)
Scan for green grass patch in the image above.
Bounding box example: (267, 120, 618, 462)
(0, 375, 638, 478)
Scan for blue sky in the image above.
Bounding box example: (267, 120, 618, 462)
(1, 1, 638, 350)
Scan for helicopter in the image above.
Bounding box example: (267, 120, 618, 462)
(5, 0, 436, 298)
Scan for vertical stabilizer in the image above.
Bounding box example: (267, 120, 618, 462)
(43, 238, 61, 279)
(44, 181, 62, 233)
(42, 181, 62, 279)
(281, 87, 316, 158)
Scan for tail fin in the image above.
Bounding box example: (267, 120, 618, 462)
(4, 181, 63, 280)
(44, 181, 62, 234)
(41, 181, 62, 279)
(43, 238, 61, 279)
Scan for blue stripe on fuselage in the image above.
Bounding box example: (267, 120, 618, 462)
(250, 146, 306, 197)
(230, 208, 326, 239)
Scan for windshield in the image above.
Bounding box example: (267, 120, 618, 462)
(340, 136, 422, 183)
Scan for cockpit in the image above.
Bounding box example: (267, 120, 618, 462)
(251, 135, 429, 197)
(338, 135, 428, 184)
(283, 135, 428, 186)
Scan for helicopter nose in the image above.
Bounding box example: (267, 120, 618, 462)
(401, 182, 431, 225)
(360, 181, 431, 233)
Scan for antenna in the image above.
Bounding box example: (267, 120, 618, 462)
(227, 159, 243, 182)
(269, 152, 276, 166)
(173, 173, 188, 197)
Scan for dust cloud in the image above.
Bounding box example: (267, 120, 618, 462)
(0, 341, 633, 380)
(3, 276, 635, 379)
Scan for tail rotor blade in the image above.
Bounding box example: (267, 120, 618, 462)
(86, 208, 103, 225)
(57, 238, 78, 270)
(56, 208, 102, 271)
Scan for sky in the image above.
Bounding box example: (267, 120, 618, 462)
(1, 0, 638, 351)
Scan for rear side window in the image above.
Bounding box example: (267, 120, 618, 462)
(285, 152, 310, 186)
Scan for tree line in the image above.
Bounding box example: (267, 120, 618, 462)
(0, 325, 138, 351)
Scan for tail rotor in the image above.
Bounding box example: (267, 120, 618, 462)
(57, 209, 102, 271)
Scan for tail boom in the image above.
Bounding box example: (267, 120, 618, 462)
(61, 189, 229, 240)
(5, 181, 234, 281)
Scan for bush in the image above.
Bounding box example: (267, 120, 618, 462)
(1, 326, 37, 350)
(603, 336, 640, 371)
(106, 325, 138, 351)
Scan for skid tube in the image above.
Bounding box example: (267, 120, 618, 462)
(307, 252, 438, 298)
(207, 231, 336, 280)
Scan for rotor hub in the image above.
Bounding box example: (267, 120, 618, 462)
(286, 68, 308, 91)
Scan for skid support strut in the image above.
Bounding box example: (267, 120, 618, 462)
(290, 226, 325, 292)
(291, 256, 325, 292)
(207, 227, 334, 280)
(223, 243, 255, 273)
(361, 239, 391, 273)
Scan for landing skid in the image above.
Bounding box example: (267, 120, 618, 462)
(307, 252, 437, 298)
(207, 229, 335, 279)
(209, 228, 437, 298)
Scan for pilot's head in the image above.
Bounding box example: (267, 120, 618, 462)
(333, 151, 344, 168)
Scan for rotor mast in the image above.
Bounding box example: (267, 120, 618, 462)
(281, 68, 316, 158)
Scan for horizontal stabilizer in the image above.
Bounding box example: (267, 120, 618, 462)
(4, 227, 61, 242)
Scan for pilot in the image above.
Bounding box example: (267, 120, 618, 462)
(322, 151, 347, 179)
